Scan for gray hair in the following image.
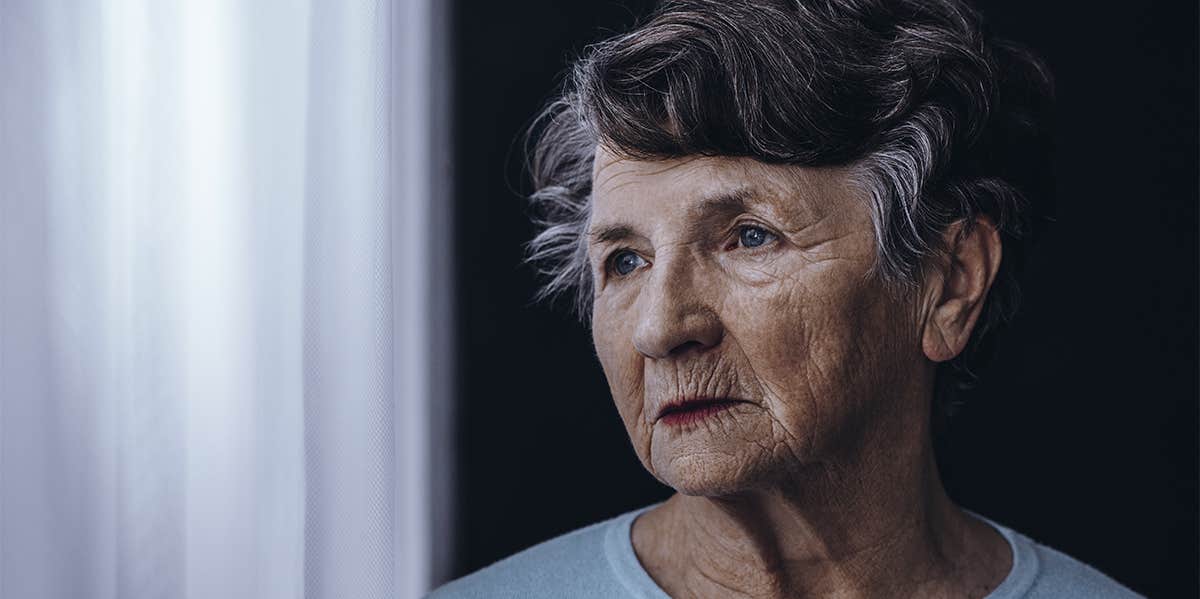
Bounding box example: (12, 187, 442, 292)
(523, 0, 1054, 418)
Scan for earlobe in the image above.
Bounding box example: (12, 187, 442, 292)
(920, 217, 1003, 363)
(922, 317, 958, 363)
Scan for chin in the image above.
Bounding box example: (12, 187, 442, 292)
(650, 447, 773, 497)
(644, 405, 789, 496)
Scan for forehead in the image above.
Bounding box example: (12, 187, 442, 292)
(590, 145, 846, 226)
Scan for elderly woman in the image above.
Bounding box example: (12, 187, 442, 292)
(432, 0, 1141, 597)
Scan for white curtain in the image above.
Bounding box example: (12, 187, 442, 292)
(0, 0, 453, 597)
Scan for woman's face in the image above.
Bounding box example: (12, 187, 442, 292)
(588, 148, 927, 495)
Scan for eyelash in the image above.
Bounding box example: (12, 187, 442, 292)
(727, 222, 779, 252)
(603, 223, 780, 278)
(604, 249, 645, 278)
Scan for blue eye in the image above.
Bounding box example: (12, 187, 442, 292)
(738, 225, 776, 248)
(611, 250, 646, 276)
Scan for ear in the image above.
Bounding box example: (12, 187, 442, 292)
(920, 216, 1003, 363)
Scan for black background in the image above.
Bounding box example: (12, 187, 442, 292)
(450, 1, 1198, 596)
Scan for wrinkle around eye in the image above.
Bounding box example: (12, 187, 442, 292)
(736, 224, 779, 249)
(604, 248, 650, 281)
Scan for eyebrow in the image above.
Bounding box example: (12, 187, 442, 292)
(587, 187, 758, 246)
(589, 224, 638, 245)
(687, 187, 755, 223)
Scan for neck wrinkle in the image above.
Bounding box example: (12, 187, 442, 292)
(648, 438, 967, 599)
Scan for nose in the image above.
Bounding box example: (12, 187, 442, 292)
(631, 251, 724, 359)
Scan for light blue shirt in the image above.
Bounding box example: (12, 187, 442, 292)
(428, 503, 1143, 598)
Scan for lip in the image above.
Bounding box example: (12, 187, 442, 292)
(656, 397, 747, 426)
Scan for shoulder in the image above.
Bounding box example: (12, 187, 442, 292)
(981, 515, 1144, 599)
(1022, 538, 1144, 599)
(425, 507, 647, 599)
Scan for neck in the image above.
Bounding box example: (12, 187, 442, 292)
(632, 435, 1009, 598)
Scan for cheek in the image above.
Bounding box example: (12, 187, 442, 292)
(734, 266, 859, 378)
(591, 297, 652, 450)
(730, 263, 897, 451)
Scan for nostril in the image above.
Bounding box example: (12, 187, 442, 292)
(668, 339, 709, 357)
(631, 294, 724, 359)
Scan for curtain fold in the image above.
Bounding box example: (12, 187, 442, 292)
(0, 0, 448, 597)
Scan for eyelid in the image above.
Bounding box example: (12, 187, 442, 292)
(604, 247, 647, 277)
(730, 221, 781, 249)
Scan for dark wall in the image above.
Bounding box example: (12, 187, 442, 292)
(450, 2, 1198, 597)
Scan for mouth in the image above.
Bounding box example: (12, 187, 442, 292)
(656, 397, 748, 427)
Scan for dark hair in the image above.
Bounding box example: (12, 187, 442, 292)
(524, 0, 1054, 421)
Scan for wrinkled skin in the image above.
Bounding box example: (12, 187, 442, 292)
(587, 147, 1010, 598)
(589, 150, 921, 495)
